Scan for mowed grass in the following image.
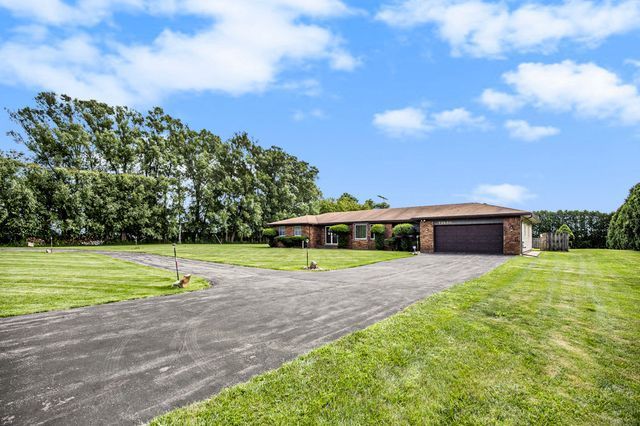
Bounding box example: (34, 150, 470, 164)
(0, 251, 209, 317)
(74, 243, 411, 270)
(152, 250, 640, 425)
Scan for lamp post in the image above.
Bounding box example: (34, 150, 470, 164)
(173, 243, 180, 281)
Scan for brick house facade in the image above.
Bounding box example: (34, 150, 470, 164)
(269, 203, 536, 255)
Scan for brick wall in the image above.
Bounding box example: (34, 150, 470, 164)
(305, 225, 321, 248)
(351, 223, 370, 250)
(308, 224, 380, 249)
(384, 223, 393, 238)
(503, 216, 522, 255)
(419, 220, 434, 253)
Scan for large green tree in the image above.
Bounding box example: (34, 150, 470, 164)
(607, 183, 640, 250)
(2, 92, 322, 244)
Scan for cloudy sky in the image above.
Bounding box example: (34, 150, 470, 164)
(0, 0, 639, 212)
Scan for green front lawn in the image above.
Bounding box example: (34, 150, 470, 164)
(0, 251, 209, 317)
(152, 250, 640, 425)
(74, 243, 412, 271)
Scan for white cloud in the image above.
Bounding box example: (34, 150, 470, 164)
(481, 60, 640, 125)
(505, 120, 559, 142)
(480, 89, 523, 112)
(431, 107, 487, 129)
(470, 183, 535, 205)
(376, 0, 640, 57)
(277, 79, 323, 97)
(373, 106, 487, 137)
(329, 48, 361, 71)
(292, 108, 326, 121)
(0, 0, 357, 104)
(0, 0, 144, 26)
(373, 107, 431, 137)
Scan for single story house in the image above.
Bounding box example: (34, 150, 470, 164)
(267, 202, 537, 255)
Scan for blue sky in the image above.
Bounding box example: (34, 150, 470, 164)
(0, 0, 639, 212)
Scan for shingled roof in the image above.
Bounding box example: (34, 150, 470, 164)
(267, 202, 532, 226)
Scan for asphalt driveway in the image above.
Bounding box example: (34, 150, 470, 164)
(0, 252, 507, 425)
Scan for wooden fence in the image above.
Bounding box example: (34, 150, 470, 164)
(532, 237, 540, 249)
(539, 232, 569, 251)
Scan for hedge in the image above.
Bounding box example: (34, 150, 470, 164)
(275, 235, 308, 248)
(370, 224, 385, 235)
(262, 228, 278, 237)
(392, 223, 416, 236)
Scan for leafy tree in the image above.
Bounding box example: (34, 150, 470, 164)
(0, 157, 39, 242)
(320, 193, 389, 213)
(256, 145, 320, 224)
(2, 92, 323, 244)
(607, 183, 640, 250)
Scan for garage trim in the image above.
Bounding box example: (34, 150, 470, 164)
(434, 218, 503, 226)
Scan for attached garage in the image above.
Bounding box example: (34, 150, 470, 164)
(434, 223, 503, 254)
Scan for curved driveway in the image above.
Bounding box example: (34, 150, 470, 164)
(0, 252, 506, 425)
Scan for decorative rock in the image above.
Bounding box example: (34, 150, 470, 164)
(172, 274, 192, 288)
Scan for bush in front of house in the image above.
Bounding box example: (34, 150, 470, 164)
(329, 224, 350, 248)
(275, 235, 308, 248)
(392, 223, 417, 251)
(371, 224, 386, 250)
(384, 237, 397, 250)
(262, 228, 278, 247)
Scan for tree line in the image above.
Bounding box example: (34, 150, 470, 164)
(1, 93, 321, 244)
(532, 210, 612, 249)
(319, 193, 389, 213)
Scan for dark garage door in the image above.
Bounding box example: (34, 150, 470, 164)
(434, 224, 503, 254)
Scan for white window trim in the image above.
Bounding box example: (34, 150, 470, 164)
(278, 226, 286, 236)
(294, 225, 302, 237)
(354, 223, 368, 240)
(325, 226, 338, 245)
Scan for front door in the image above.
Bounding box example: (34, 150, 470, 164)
(325, 226, 338, 245)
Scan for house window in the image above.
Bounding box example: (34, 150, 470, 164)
(294, 226, 302, 236)
(278, 226, 286, 236)
(354, 223, 367, 240)
(325, 226, 338, 245)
